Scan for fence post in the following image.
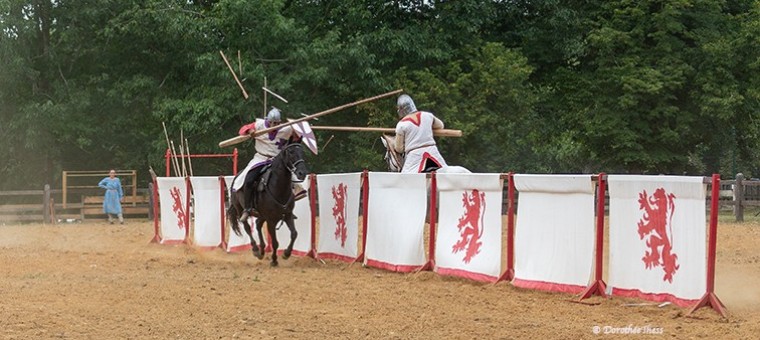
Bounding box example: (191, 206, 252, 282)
(43, 184, 51, 223)
(62, 171, 68, 209)
(131, 170, 137, 206)
(735, 173, 744, 222)
(165, 149, 171, 176)
(233, 148, 239, 175)
(147, 182, 154, 220)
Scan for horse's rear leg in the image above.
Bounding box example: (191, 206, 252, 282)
(282, 217, 298, 260)
(267, 221, 279, 267)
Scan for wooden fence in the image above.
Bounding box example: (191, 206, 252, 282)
(714, 173, 760, 222)
(61, 170, 139, 209)
(0, 184, 153, 224)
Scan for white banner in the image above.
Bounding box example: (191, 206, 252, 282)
(608, 175, 706, 306)
(157, 177, 189, 245)
(189, 177, 224, 250)
(224, 176, 258, 252)
(435, 173, 503, 282)
(274, 175, 313, 257)
(512, 174, 596, 293)
(316, 173, 361, 262)
(365, 172, 428, 272)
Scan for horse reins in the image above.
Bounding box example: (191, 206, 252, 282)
(264, 144, 304, 212)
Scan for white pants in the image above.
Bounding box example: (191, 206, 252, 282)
(232, 154, 305, 194)
(401, 145, 448, 173)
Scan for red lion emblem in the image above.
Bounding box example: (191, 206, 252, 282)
(331, 183, 348, 247)
(452, 189, 486, 263)
(169, 187, 186, 230)
(637, 188, 679, 283)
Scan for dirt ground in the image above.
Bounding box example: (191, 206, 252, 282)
(0, 218, 758, 339)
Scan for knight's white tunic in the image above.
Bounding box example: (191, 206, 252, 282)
(232, 119, 294, 190)
(394, 111, 448, 173)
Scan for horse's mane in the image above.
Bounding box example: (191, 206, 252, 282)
(272, 142, 302, 166)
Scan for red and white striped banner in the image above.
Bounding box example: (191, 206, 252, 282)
(156, 177, 189, 245)
(607, 175, 706, 307)
(512, 174, 596, 293)
(435, 173, 504, 282)
(364, 172, 427, 272)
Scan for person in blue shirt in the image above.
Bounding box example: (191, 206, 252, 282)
(98, 169, 124, 224)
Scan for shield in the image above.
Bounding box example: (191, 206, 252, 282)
(290, 119, 318, 155)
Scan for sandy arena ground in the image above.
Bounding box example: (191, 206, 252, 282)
(0, 218, 758, 339)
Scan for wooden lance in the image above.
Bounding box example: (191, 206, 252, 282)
(309, 125, 462, 137)
(220, 50, 249, 100)
(218, 89, 403, 148)
(162, 121, 181, 176)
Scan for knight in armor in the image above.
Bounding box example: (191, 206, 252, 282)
(393, 94, 449, 173)
(232, 107, 307, 222)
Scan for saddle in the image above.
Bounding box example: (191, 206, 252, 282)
(421, 159, 441, 173)
(251, 163, 300, 220)
(255, 164, 273, 192)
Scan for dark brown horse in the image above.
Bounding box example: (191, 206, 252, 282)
(227, 142, 308, 266)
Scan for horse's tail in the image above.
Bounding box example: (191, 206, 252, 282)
(227, 204, 242, 237)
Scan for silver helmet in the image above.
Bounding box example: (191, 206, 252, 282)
(396, 94, 417, 118)
(266, 107, 282, 124)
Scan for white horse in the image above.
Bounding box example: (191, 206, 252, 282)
(380, 135, 470, 174)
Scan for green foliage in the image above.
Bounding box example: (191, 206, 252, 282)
(1, 0, 759, 189)
(518, 0, 760, 175)
(391, 42, 537, 172)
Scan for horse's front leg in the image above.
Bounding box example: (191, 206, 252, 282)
(267, 219, 279, 267)
(251, 218, 265, 260)
(282, 215, 298, 260)
(241, 218, 258, 256)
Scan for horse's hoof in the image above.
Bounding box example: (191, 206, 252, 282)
(253, 249, 264, 260)
(270, 261, 278, 267)
(283, 250, 292, 259)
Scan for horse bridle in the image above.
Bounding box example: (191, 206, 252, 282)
(281, 144, 305, 183)
(263, 143, 305, 211)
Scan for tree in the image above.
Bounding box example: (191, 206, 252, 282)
(1, 0, 759, 190)
(547, 0, 757, 174)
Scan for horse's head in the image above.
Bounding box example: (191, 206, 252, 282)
(380, 134, 403, 173)
(280, 142, 308, 182)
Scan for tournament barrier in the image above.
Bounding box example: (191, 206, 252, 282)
(150, 171, 726, 317)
